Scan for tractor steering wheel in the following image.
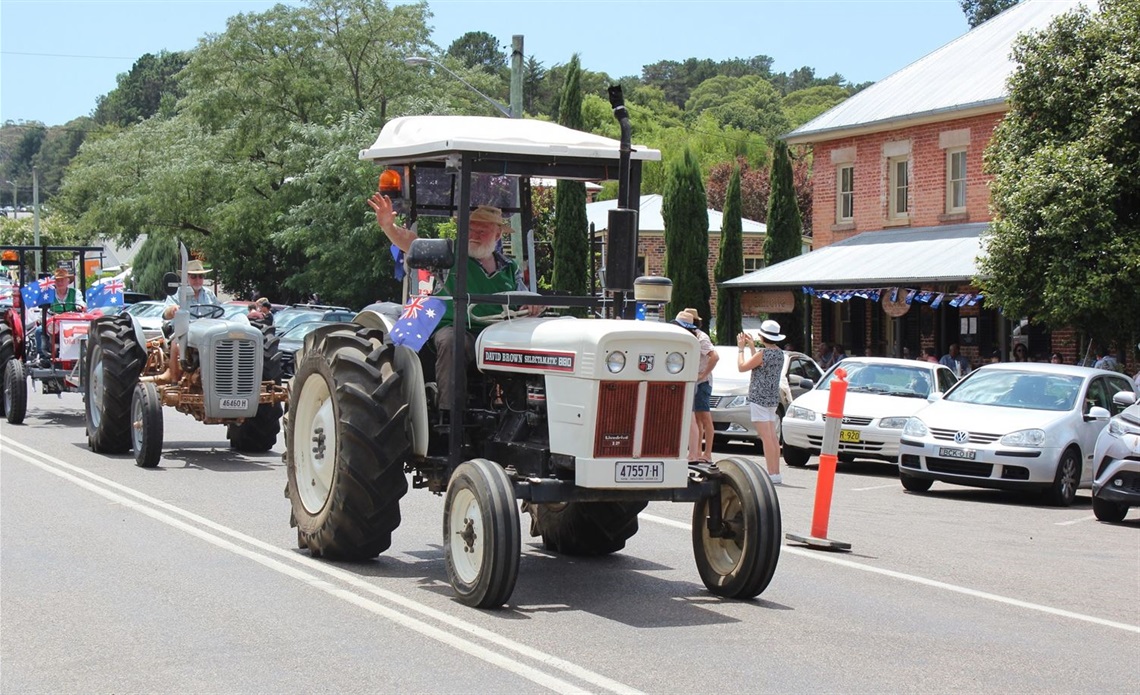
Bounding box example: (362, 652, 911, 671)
(189, 303, 225, 320)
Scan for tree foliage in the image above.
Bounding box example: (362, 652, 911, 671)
(960, 0, 1019, 28)
(714, 166, 744, 345)
(981, 0, 1140, 352)
(446, 31, 506, 73)
(552, 54, 589, 298)
(764, 141, 805, 346)
(93, 51, 189, 126)
(706, 152, 813, 231)
(662, 146, 710, 321)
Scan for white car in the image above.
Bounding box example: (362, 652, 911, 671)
(782, 357, 958, 467)
(898, 363, 1133, 506)
(1090, 390, 1140, 522)
(124, 300, 167, 340)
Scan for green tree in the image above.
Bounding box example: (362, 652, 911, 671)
(662, 146, 710, 321)
(714, 166, 744, 345)
(782, 85, 849, 129)
(93, 51, 189, 126)
(960, 0, 1019, 28)
(981, 0, 1140, 353)
(129, 235, 180, 298)
(764, 141, 804, 346)
(552, 54, 588, 298)
(446, 31, 506, 74)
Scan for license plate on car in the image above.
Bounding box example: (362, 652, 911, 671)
(839, 429, 861, 443)
(938, 446, 976, 460)
(615, 461, 664, 483)
(220, 398, 249, 410)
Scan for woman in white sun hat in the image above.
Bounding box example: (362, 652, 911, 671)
(737, 319, 786, 485)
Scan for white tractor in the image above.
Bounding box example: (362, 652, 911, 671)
(285, 89, 781, 607)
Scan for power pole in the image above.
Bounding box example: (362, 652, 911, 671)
(508, 35, 532, 288)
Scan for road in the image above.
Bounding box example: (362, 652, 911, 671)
(2, 388, 1137, 693)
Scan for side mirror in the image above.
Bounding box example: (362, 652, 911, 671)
(406, 238, 454, 271)
(796, 377, 814, 390)
(1112, 391, 1136, 408)
(1086, 406, 1111, 421)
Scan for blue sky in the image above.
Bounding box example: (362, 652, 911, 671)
(1, 0, 971, 126)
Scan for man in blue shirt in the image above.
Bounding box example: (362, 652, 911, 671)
(939, 343, 970, 377)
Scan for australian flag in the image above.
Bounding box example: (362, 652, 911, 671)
(20, 277, 53, 307)
(87, 279, 125, 308)
(390, 295, 445, 351)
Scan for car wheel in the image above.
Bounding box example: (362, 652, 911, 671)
(900, 472, 933, 493)
(1092, 495, 1127, 523)
(1045, 447, 1080, 507)
(783, 445, 811, 468)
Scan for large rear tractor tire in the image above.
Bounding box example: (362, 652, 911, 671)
(286, 325, 410, 560)
(692, 457, 781, 599)
(444, 458, 521, 608)
(86, 314, 145, 453)
(131, 382, 164, 468)
(0, 321, 14, 418)
(527, 501, 647, 556)
(228, 332, 285, 452)
(4, 358, 27, 425)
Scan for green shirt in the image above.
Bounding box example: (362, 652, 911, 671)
(49, 287, 83, 314)
(437, 252, 523, 332)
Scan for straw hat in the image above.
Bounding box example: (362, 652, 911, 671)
(468, 205, 511, 231)
(758, 319, 785, 342)
(673, 310, 697, 329)
(52, 267, 72, 280)
(683, 307, 702, 323)
(186, 259, 212, 274)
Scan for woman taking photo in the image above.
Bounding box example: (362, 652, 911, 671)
(738, 320, 786, 485)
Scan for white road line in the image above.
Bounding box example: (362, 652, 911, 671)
(640, 512, 1139, 634)
(2, 437, 643, 695)
(851, 483, 899, 491)
(1056, 515, 1097, 526)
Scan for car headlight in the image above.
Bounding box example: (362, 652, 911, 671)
(665, 352, 685, 374)
(902, 417, 928, 437)
(1000, 428, 1046, 447)
(1107, 418, 1140, 437)
(788, 405, 817, 421)
(726, 395, 748, 408)
(606, 351, 626, 374)
(879, 417, 910, 429)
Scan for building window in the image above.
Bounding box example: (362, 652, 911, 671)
(889, 156, 909, 220)
(837, 165, 854, 222)
(744, 256, 765, 273)
(946, 149, 966, 213)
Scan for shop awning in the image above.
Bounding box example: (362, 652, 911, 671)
(722, 222, 988, 290)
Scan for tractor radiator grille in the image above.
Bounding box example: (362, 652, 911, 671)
(641, 382, 684, 458)
(594, 381, 638, 458)
(214, 339, 258, 396)
(593, 381, 685, 459)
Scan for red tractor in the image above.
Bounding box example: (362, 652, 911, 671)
(0, 245, 111, 424)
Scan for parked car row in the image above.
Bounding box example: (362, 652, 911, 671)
(766, 354, 1134, 518)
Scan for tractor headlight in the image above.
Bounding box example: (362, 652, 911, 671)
(665, 352, 685, 374)
(1000, 428, 1046, 447)
(606, 351, 626, 374)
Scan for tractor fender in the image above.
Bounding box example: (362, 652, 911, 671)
(124, 313, 148, 351)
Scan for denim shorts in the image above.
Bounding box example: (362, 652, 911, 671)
(693, 380, 712, 412)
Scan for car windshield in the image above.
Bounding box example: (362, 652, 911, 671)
(275, 309, 324, 331)
(945, 370, 1082, 411)
(128, 302, 166, 317)
(818, 362, 933, 398)
(281, 321, 325, 342)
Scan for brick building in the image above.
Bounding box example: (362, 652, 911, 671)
(724, 0, 1090, 368)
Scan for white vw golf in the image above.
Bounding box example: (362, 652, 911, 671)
(897, 363, 1133, 506)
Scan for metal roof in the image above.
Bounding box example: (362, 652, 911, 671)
(722, 223, 988, 289)
(586, 194, 766, 234)
(360, 115, 662, 165)
(785, 0, 1087, 143)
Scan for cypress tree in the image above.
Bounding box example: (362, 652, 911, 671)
(714, 165, 744, 345)
(764, 141, 805, 347)
(552, 54, 588, 297)
(662, 146, 711, 321)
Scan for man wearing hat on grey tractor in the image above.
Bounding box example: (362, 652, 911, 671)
(737, 319, 787, 485)
(368, 189, 543, 416)
(162, 259, 220, 320)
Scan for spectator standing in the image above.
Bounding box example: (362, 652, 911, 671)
(1050, 352, 1064, 364)
(254, 297, 275, 326)
(1093, 345, 1119, 372)
(939, 343, 970, 377)
(817, 341, 835, 371)
(1012, 343, 1030, 362)
(922, 346, 939, 364)
(738, 320, 786, 485)
(678, 309, 718, 464)
(832, 342, 847, 365)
